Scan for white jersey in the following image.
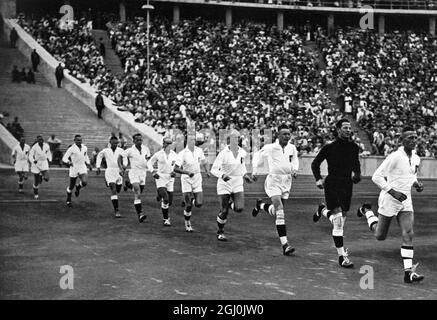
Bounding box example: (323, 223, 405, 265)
(253, 141, 299, 175)
(123, 145, 151, 170)
(29, 142, 52, 163)
(372, 146, 420, 194)
(11, 144, 31, 163)
(176, 146, 206, 175)
(211, 146, 248, 178)
(148, 149, 179, 175)
(96, 147, 124, 169)
(62, 144, 90, 168)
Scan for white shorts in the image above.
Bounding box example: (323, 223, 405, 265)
(30, 160, 49, 174)
(378, 191, 414, 217)
(15, 161, 29, 173)
(105, 168, 122, 185)
(69, 165, 88, 178)
(217, 176, 244, 195)
(128, 169, 146, 185)
(264, 174, 292, 199)
(155, 174, 175, 192)
(181, 173, 203, 193)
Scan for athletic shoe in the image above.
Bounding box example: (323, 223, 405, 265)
(34, 195, 39, 200)
(282, 243, 295, 256)
(404, 263, 424, 284)
(138, 213, 146, 223)
(18, 189, 23, 193)
(115, 211, 121, 218)
(252, 199, 263, 217)
(163, 219, 171, 226)
(339, 249, 354, 268)
(66, 201, 72, 207)
(185, 222, 193, 232)
(313, 203, 325, 223)
(217, 233, 227, 241)
(357, 203, 372, 218)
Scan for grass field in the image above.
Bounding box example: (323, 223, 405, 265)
(1, 168, 436, 300)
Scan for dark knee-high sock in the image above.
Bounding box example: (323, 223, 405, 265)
(161, 201, 169, 219)
(111, 195, 119, 212)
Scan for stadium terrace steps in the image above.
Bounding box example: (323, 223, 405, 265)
(91, 29, 124, 78)
(0, 39, 117, 154)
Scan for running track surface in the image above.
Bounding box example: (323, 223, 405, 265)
(1, 168, 436, 300)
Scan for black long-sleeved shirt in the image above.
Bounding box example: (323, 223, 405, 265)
(311, 138, 361, 181)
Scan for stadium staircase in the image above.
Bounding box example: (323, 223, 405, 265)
(91, 29, 124, 78)
(306, 40, 372, 150)
(0, 36, 116, 154)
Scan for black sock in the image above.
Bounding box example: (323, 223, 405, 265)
(333, 236, 344, 248)
(116, 184, 122, 193)
(134, 200, 142, 214)
(111, 196, 119, 211)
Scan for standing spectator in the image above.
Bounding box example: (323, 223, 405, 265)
(99, 38, 106, 58)
(47, 134, 62, 165)
(10, 27, 18, 48)
(55, 63, 64, 88)
(26, 67, 35, 84)
(95, 91, 105, 119)
(31, 49, 40, 72)
(11, 65, 20, 83)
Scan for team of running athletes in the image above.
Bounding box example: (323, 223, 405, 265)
(10, 119, 425, 284)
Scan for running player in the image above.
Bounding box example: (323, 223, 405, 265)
(311, 118, 362, 268)
(96, 135, 125, 218)
(173, 133, 211, 232)
(11, 137, 31, 193)
(148, 137, 179, 226)
(251, 124, 298, 256)
(122, 133, 150, 222)
(29, 135, 51, 199)
(211, 129, 255, 241)
(357, 126, 425, 283)
(62, 135, 91, 207)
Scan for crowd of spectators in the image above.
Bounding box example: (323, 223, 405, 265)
(16, 13, 437, 157)
(0, 113, 25, 140)
(323, 28, 437, 157)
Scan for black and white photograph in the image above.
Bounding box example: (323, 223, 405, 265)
(0, 0, 436, 307)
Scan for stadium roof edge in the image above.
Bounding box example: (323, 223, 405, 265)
(151, 0, 437, 15)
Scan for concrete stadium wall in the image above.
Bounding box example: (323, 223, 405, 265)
(297, 155, 437, 179)
(2, 18, 163, 154)
(0, 124, 18, 165)
(0, 0, 16, 19)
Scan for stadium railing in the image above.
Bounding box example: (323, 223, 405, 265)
(195, 0, 435, 9)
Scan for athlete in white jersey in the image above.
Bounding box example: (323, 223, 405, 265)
(122, 133, 151, 222)
(11, 137, 31, 193)
(174, 133, 211, 232)
(29, 135, 51, 199)
(357, 126, 425, 284)
(211, 129, 255, 241)
(96, 135, 125, 218)
(148, 137, 179, 226)
(62, 135, 91, 207)
(252, 124, 298, 256)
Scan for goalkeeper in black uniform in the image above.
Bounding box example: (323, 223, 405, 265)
(311, 118, 362, 268)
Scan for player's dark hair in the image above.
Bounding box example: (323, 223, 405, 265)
(109, 135, 118, 142)
(277, 123, 289, 132)
(132, 133, 142, 140)
(74, 134, 81, 139)
(336, 118, 350, 129)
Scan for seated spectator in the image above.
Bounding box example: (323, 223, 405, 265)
(11, 65, 20, 82)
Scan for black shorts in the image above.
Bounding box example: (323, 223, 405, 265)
(324, 176, 353, 212)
